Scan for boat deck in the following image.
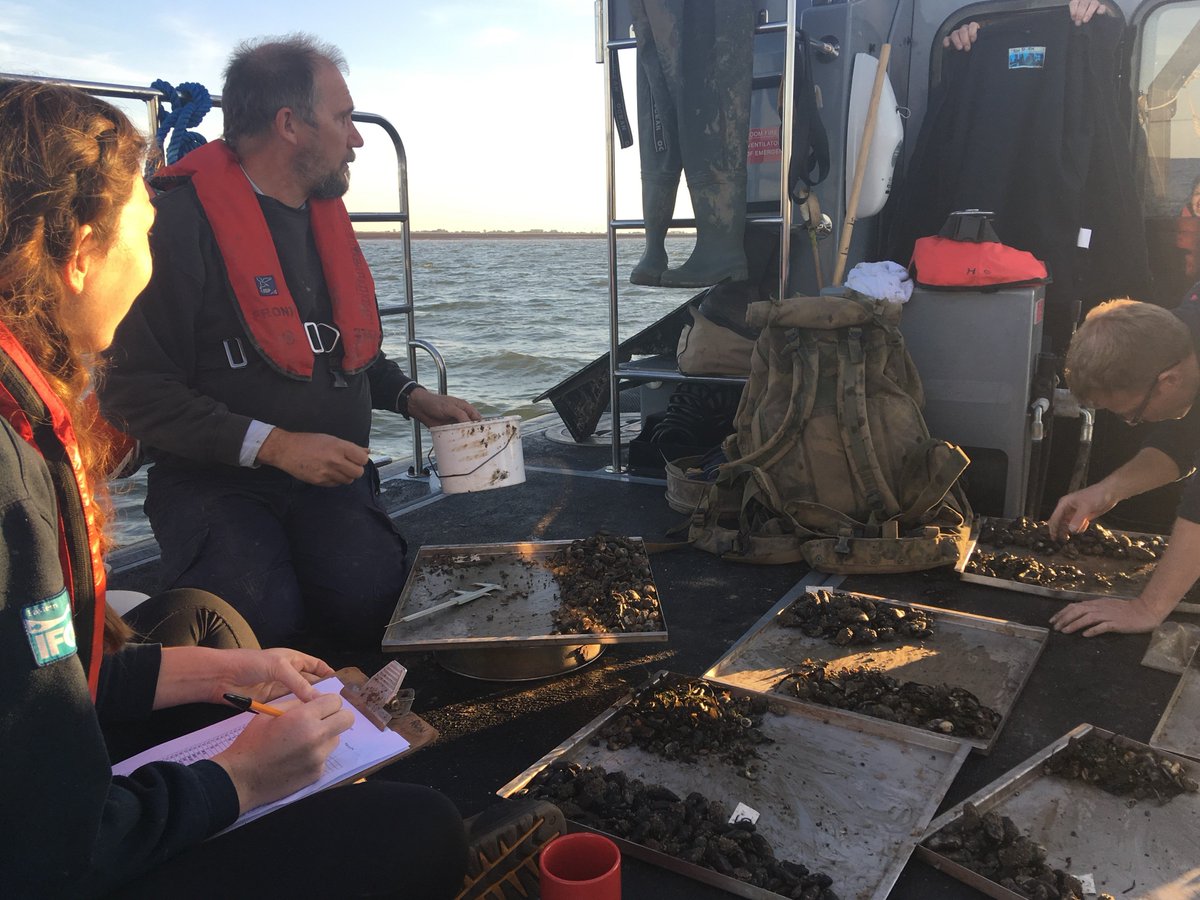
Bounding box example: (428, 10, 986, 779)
(109, 415, 1189, 899)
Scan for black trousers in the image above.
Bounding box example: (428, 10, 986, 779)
(146, 461, 408, 648)
(114, 781, 468, 899)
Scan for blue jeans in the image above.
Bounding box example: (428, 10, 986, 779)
(145, 461, 407, 648)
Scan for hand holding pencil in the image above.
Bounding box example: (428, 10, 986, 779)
(212, 690, 354, 814)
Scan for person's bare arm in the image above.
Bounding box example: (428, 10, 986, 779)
(152, 646, 334, 710)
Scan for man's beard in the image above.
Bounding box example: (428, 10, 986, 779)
(296, 147, 351, 200)
(311, 164, 351, 199)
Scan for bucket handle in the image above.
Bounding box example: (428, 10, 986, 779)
(427, 424, 519, 480)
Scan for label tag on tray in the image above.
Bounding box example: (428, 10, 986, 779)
(729, 802, 761, 826)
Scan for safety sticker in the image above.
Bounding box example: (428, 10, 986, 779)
(22, 588, 77, 666)
(1008, 47, 1046, 69)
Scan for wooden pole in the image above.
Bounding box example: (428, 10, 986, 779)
(832, 43, 892, 286)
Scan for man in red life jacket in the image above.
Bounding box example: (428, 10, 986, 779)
(100, 35, 480, 647)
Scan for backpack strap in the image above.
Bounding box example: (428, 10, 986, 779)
(836, 326, 900, 520)
(786, 32, 831, 200)
(897, 439, 971, 525)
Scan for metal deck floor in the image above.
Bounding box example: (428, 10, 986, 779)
(109, 419, 1192, 899)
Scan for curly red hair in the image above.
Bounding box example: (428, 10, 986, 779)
(0, 80, 149, 649)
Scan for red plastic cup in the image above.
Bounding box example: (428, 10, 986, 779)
(539, 832, 622, 900)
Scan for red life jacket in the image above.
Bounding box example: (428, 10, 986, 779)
(151, 140, 382, 379)
(911, 236, 1050, 290)
(0, 323, 106, 699)
(911, 211, 1050, 291)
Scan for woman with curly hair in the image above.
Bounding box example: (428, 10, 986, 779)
(0, 79, 469, 898)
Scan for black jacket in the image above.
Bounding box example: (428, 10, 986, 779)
(0, 416, 238, 898)
(99, 183, 414, 470)
(887, 9, 1152, 350)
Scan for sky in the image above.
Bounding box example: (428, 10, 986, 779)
(0, 0, 645, 232)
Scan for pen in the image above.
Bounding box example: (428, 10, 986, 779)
(223, 692, 285, 717)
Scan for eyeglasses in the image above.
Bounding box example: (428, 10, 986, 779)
(1120, 367, 1171, 426)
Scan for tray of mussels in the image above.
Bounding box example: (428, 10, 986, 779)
(381, 533, 667, 652)
(705, 586, 1048, 754)
(499, 671, 969, 900)
(953, 516, 1200, 612)
(918, 724, 1200, 900)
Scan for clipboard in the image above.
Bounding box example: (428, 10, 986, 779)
(335, 666, 438, 765)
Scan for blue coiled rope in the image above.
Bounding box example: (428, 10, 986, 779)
(151, 79, 212, 164)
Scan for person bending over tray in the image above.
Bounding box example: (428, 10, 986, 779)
(1048, 297, 1200, 636)
(99, 34, 481, 649)
(0, 77, 563, 899)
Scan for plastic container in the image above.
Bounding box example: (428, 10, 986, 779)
(539, 832, 621, 900)
(429, 415, 525, 494)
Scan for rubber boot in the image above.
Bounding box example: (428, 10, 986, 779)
(631, 174, 680, 285)
(659, 177, 749, 287)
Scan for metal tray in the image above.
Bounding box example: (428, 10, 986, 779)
(381, 539, 668, 652)
(918, 725, 1200, 900)
(1151, 643, 1200, 762)
(498, 671, 970, 900)
(957, 517, 1200, 613)
(704, 586, 1048, 754)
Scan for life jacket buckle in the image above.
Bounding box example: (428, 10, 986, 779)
(223, 338, 248, 369)
(304, 322, 342, 355)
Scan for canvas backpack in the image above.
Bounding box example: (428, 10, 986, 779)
(688, 291, 971, 573)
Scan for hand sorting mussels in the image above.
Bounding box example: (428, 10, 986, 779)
(924, 802, 1085, 900)
(979, 517, 1164, 561)
(1042, 732, 1199, 802)
(548, 532, 664, 634)
(521, 763, 840, 900)
(775, 660, 1001, 738)
(777, 589, 935, 646)
(594, 678, 772, 773)
(967, 518, 1163, 592)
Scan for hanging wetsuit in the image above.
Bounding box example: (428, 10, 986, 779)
(887, 9, 1151, 351)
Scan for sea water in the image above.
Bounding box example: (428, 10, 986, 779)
(108, 235, 701, 544)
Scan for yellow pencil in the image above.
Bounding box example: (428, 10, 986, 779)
(223, 692, 285, 717)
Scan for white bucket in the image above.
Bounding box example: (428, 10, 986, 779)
(429, 415, 525, 494)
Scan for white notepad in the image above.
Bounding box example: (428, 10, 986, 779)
(112, 676, 410, 831)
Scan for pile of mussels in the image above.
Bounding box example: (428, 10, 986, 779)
(548, 532, 663, 634)
(595, 678, 772, 774)
(1043, 732, 1199, 801)
(777, 589, 934, 646)
(967, 518, 1163, 592)
(521, 763, 840, 900)
(924, 802, 1089, 900)
(776, 660, 1001, 738)
(979, 517, 1164, 561)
